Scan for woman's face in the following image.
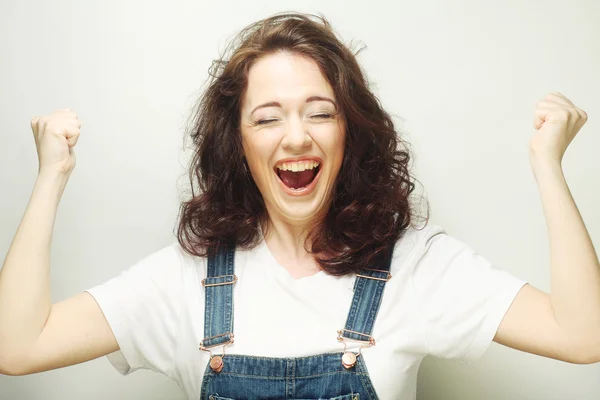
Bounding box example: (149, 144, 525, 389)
(240, 52, 345, 226)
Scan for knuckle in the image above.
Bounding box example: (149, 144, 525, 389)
(556, 109, 570, 119)
(45, 121, 61, 132)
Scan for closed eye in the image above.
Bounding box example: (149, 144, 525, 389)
(256, 114, 333, 125)
(256, 118, 278, 125)
(311, 113, 333, 120)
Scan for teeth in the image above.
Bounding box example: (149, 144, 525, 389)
(276, 160, 320, 172)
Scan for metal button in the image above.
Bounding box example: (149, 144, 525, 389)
(342, 352, 357, 369)
(209, 355, 224, 372)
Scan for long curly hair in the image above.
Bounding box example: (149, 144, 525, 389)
(176, 12, 429, 275)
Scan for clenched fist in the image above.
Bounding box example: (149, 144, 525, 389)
(31, 109, 81, 175)
(531, 93, 588, 165)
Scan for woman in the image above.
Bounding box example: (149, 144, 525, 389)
(0, 11, 597, 400)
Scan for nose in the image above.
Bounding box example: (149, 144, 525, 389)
(281, 115, 312, 152)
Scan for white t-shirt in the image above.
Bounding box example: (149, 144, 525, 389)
(86, 223, 527, 400)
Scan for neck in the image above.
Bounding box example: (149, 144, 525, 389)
(262, 217, 312, 258)
(261, 214, 323, 278)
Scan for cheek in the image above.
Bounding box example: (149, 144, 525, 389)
(337, 129, 346, 157)
(326, 126, 346, 164)
(241, 136, 272, 181)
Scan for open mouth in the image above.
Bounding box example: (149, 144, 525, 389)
(274, 160, 322, 191)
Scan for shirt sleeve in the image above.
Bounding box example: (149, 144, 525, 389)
(85, 243, 184, 377)
(412, 226, 528, 363)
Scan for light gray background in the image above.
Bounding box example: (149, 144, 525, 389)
(1, 0, 599, 399)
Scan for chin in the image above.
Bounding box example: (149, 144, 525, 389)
(278, 202, 325, 224)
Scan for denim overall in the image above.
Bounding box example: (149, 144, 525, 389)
(199, 243, 393, 400)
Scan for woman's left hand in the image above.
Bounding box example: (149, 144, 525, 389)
(530, 92, 588, 164)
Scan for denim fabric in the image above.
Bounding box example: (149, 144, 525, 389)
(200, 353, 375, 400)
(199, 244, 394, 400)
(202, 245, 236, 348)
(341, 246, 393, 343)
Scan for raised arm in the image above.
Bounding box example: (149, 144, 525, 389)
(494, 93, 600, 364)
(0, 110, 118, 376)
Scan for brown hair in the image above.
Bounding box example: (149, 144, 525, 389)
(176, 12, 429, 275)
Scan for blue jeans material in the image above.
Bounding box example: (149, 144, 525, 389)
(199, 243, 394, 400)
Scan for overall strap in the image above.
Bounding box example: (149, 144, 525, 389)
(200, 243, 237, 350)
(339, 244, 394, 344)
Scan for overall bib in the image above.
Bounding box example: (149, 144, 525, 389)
(199, 244, 393, 400)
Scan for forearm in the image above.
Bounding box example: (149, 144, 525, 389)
(531, 155, 600, 337)
(0, 171, 69, 359)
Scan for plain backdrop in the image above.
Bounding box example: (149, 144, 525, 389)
(1, 0, 599, 399)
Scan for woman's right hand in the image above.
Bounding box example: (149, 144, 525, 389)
(31, 109, 81, 176)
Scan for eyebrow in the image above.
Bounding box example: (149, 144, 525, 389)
(250, 96, 337, 115)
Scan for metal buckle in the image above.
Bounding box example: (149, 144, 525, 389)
(201, 274, 238, 287)
(355, 269, 391, 282)
(337, 329, 376, 347)
(199, 332, 235, 351)
(199, 333, 234, 373)
(337, 329, 376, 370)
